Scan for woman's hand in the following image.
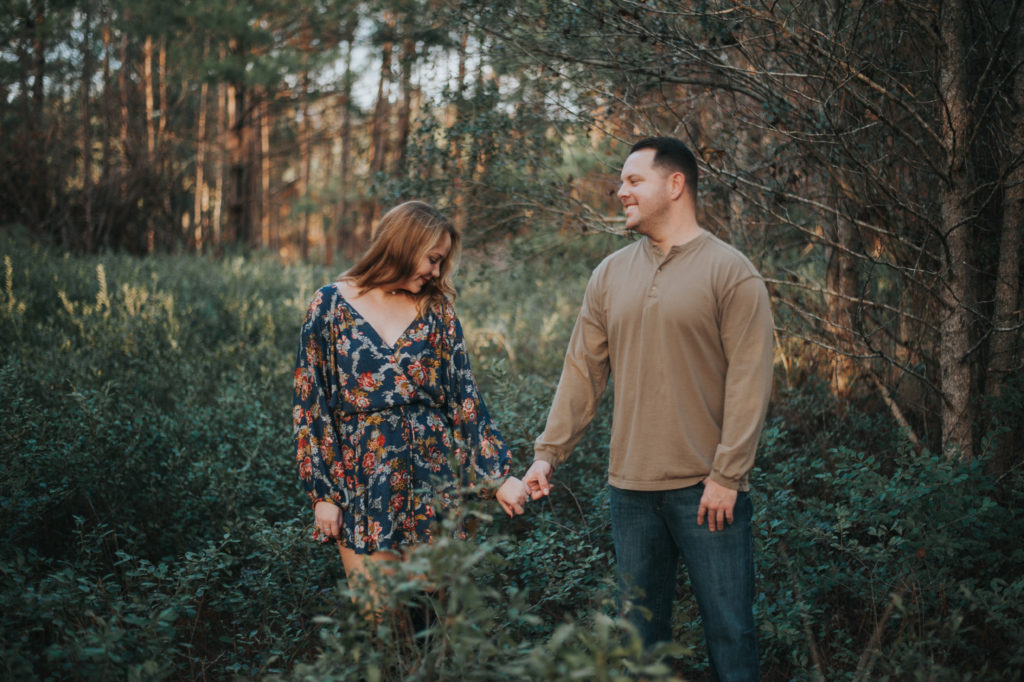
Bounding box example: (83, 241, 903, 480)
(496, 476, 530, 518)
(314, 500, 343, 538)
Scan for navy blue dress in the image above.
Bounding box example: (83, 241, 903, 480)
(293, 283, 511, 553)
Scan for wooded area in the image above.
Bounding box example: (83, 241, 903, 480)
(3, 2, 1024, 679)
(2, 1, 1022, 471)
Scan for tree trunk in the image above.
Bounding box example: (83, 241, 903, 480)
(30, 0, 50, 238)
(727, 127, 752, 253)
(94, 10, 113, 249)
(394, 36, 415, 176)
(370, 39, 393, 176)
(100, 12, 112, 186)
(321, 98, 335, 266)
(937, 0, 975, 460)
(986, 14, 1024, 396)
(467, 41, 490, 198)
(119, 31, 129, 168)
(80, 1, 94, 251)
(300, 73, 312, 259)
(451, 30, 469, 234)
(194, 74, 208, 250)
(987, 172, 1022, 388)
(254, 98, 265, 249)
(828, 202, 860, 399)
(260, 99, 272, 249)
(158, 39, 171, 243)
(225, 43, 254, 248)
(212, 73, 226, 247)
(364, 34, 393, 239)
(31, 0, 45, 125)
(143, 35, 155, 159)
(334, 41, 354, 261)
(117, 29, 134, 251)
(143, 34, 156, 253)
(984, 13, 1024, 469)
(157, 40, 167, 146)
(226, 80, 241, 244)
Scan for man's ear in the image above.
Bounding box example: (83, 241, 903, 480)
(670, 171, 687, 200)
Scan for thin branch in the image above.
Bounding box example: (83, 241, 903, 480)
(867, 373, 922, 447)
(764, 277, 933, 328)
(773, 298, 943, 396)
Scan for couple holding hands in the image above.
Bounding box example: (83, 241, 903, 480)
(293, 136, 774, 681)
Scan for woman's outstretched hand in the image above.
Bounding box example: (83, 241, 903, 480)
(496, 476, 530, 517)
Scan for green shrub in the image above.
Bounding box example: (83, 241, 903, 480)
(2, 232, 1022, 680)
(752, 387, 1024, 680)
(291, 517, 684, 682)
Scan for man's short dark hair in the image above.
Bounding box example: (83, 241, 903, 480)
(630, 137, 699, 199)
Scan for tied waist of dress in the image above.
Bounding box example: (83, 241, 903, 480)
(329, 389, 445, 416)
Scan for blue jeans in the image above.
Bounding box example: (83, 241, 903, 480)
(609, 483, 760, 682)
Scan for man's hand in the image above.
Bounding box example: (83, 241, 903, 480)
(314, 500, 343, 538)
(697, 478, 737, 532)
(496, 476, 530, 517)
(523, 460, 554, 501)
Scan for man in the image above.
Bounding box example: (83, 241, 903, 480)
(522, 136, 773, 681)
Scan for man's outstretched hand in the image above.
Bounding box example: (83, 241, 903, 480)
(523, 460, 554, 501)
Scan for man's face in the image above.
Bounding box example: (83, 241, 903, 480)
(616, 149, 673, 234)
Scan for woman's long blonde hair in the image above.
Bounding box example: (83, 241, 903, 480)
(342, 201, 460, 312)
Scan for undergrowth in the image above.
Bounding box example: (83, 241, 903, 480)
(1, 232, 1022, 680)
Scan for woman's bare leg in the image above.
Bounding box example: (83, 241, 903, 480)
(337, 543, 439, 636)
(337, 544, 403, 616)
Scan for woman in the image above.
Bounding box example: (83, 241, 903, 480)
(292, 200, 527, 589)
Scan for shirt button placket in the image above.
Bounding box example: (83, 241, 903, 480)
(650, 263, 663, 297)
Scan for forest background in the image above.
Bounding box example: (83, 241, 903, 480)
(2, 0, 1023, 680)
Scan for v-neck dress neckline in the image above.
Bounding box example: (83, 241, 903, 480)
(338, 292, 421, 350)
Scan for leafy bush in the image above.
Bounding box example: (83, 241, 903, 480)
(754, 385, 1024, 680)
(2, 233, 1022, 680)
(290, 516, 683, 682)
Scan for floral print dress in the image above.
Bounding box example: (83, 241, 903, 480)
(293, 283, 511, 554)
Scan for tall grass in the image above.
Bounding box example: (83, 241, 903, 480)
(2, 230, 1022, 680)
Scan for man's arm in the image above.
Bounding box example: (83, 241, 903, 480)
(529, 269, 611, 496)
(709, 274, 775, 490)
(699, 273, 773, 531)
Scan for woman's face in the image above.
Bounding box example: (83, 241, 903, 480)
(398, 231, 452, 294)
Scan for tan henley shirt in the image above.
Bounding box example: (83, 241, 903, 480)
(534, 231, 774, 491)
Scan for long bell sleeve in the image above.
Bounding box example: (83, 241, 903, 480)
(293, 288, 347, 511)
(439, 302, 512, 497)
